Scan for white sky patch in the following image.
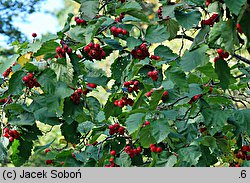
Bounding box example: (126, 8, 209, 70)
(0, 0, 64, 47)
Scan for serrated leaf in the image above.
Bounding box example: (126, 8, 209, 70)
(86, 97, 100, 119)
(214, 59, 231, 90)
(165, 66, 188, 90)
(165, 19, 179, 40)
(116, 152, 132, 167)
(178, 146, 202, 166)
(126, 37, 142, 50)
(37, 68, 57, 94)
(80, 1, 99, 20)
(224, 0, 247, 16)
(208, 20, 239, 53)
(175, 10, 201, 30)
(151, 119, 172, 143)
(8, 70, 26, 95)
(139, 125, 156, 148)
(77, 121, 95, 133)
(0, 142, 7, 162)
(180, 45, 209, 72)
(154, 45, 177, 62)
(61, 121, 81, 144)
(111, 57, 130, 84)
(145, 25, 170, 43)
(149, 90, 164, 110)
(125, 113, 145, 134)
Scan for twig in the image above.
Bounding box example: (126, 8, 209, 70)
(233, 54, 250, 65)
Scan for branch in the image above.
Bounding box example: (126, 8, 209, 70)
(175, 35, 194, 42)
(233, 54, 250, 65)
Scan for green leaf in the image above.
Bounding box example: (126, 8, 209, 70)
(61, 121, 81, 144)
(162, 4, 181, 19)
(178, 146, 202, 166)
(165, 66, 188, 91)
(126, 10, 149, 23)
(0, 142, 7, 162)
(116, 1, 142, 14)
(37, 69, 57, 94)
(116, 152, 132, 167)
(197, 146, 218, 167)
(86, 97, 100, 119)
(10, 139, 33, 166)
(233, 109, 250, 135)
(197, 63, 218, 79)
(8, 70, 26, 95)
(0, 54, 19, 73)
(34, 41, 60, 57)
(224, 0, 247, 15)
(208, 20, 239, 53)
(201, 136, 218, 153)
(239, 6, 250, 47)
(191, 26, 210, 49)
(126, 37, 142, 50)
(34, 139, 55, 153)
(125, 113, 145, 134)
(165, 19, 179, 40)
(80, 0, 99, 20)
(145, 25, 170, 43)
(214, 59, 231, 90)
(34, 107, 60, 125)
(67, 26, 86, 43)
(9, 112, 35, 126)
(103, 39, 123, 50)
(201, 109, 230, 135)
(175, 10, 201, 30)
(154, 45, 177, 62)
(150, 119, 172, 143)
(149, 90, 164, 110)
(77, 121, 95, 133)
(111, 57, 131, 84)
(139, 125, 156, 148)
(180, 45, 209, 72)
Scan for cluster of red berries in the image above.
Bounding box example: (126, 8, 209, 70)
(2, 127, 20, 142)
(108, 123, 126, 135)
(214, 48, 229, 62)
(150, 144, 163, 153)
(74, 16, 87, 26)
(123, 80, 139, 93)
(110, 26, 127, 36)
(83, 42, 106, 60)
(236, 23, 243, 34)
(22, 73, 40, 89)
(131, 43, 150, 60)
(188, 94, 202, 104)
(55, 44, 72, 58)
(105, 150, 120, 167)
(124, 146, 142, 158)
(150, 55, 161, 60)
(199, 127, 207, 133)
(114, 97, 134, 108)
(2, 62, 17, 78)
(145, 89, 168, 99)
(147, 70, 158, 81)
(205, 0, 212, 6)
(157, 6, 163, 19)
(235, 145, 250, 161)
(201, 13, 219, 26)
(70, 83, 97, 104)
(114, 13, 125, 22)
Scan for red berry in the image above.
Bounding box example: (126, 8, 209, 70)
(72, 153, 76, 158)
(46, 159, 53, 165)
(237, 23, 243, 34)
(116, 28, 123, 34)
(84, 46, 91, 53)
(241, 145, 249, 152)
(193, 94, 200, 101)
(137, 147, 142, 153)
(147, 71, 153, 77)
(3, 133, 9, 138)
(150, 146, 157, 152)
(117, 100, 125, 108)
(9, 136, 14, 142)
(124, 81, 130, 87)
(144, 121, 150, 126)
(94, 44, 100, 49)
(45, 148, 51, 153)
(27, 73, 34, 79)
(156, 147, 162, 153)
(121, 29, 127, 35)
(22, 76, 29, 82)
(246, 155, 250, 160)
(88, 42, 94, 48)
(3, 128, 9, 134)
(32, 33, 37, 38)
(114, 100, 119, 106)
(87, 83, 97, 88)
(110, 26, 117, 32)
(162, 91, 168, 97)
(110, 150, 116, 156)
(109, 157, 114, 163)
(152, 70, 158, 76)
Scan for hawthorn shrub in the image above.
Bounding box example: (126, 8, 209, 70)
(0, 0, 250, 167)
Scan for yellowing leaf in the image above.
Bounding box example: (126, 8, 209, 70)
(17, 52, 33, 67)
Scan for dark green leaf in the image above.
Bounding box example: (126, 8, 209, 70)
(145, 25, 170, 43)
